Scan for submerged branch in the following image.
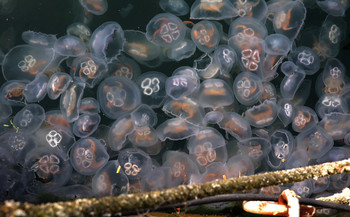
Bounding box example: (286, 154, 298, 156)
(1, 158, 350, 217)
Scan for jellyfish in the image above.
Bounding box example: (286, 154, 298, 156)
(267, 129, 295, 170)
(2, 44, 54, 81)
(54, 35, 87, 57)
(97, 76, 141, 119)
(73, 113, 101, 138)
(292, 106, 318, 133)
(107, 55, 141, 81)
(79, 0, 108, 15)
(66, 22, 92, 43)
(217, 112, 252, 140)
(136, 71, 168, 108)
(162, 98, 205, 126)
(233, 72, 263, 106)
(191, 20, 221, 53)
(190, 0, 238, 20)
(296, 126, 334, 159)
(198, 79, 234, 109)
(280, 61, 306, 100)
(13, 104, 45, 134)
(146, 13, 186, 48)
(245, 100, 278, 128)
(24, 147, 72, 193)
(187, 127, 227, 170)
(159, 0, 189, 16)
(23, 73, 48, 103)
(316, 0, 349, 16)
(69, 137, 109, 175)
(22, 31, 57, 48)
(117, 148, 153, 181)
(79, 97, 100, 114)
(60, 79, 85, 123)
(91, 160, 129, 197)
(47, 72, 72, 100)
(162, 150, 200, 187)
(156, 118, 199, 141)
(231, 0, 268, 20)
(71, 54, 108, 88)
(273, 0, 306, 41)
(89, 22, 125, 63)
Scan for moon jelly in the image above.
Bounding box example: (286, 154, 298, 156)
(97, 76, 141, 119)
(146, 13, 186, 48)
(89, 21, 125, 63)
(2, 45, 54, 81)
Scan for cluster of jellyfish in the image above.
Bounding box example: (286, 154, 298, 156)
(0, 0, 349, 213)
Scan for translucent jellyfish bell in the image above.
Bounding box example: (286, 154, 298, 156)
(277, 98, 294, 127)
(233, 72, 263, 106)
(159, 0, 190, 16)
(146, 13, 186, 48)
(226, 154, 254, 178)
(141, 166, 170, 191)
(262, 34, 292, 81)
(13, 104, 45, 133)
(47, 72, 72, 100)
(196, 162, 228, 183)
(123, 30, 162, 62)
(79, 0, 108, 15)
(79, 97, 100, 114)
(117, 148, 153, 180)
(321, 58, 347, 94)
(166, 74, 199, 100)
(162, 151, 200, 187)
(34, 126, 76, 159)
(108, 114, 134, 151)
(166, 38, 197, 61)
(136, 71, 168, 108)
(191, 20, 220, 53)
(288, 46, 320, 75)
(92, 160, 129, 197)
(22, 31, 57, 48)
(162, 98, 205, 126)
(108, 55, 141, 81)
(0, 80, 29, 106)
(187, 127, 227, 170)
(2, 44, 54, 81)
(190, 0, 238, 20)
(316, 0, 349, 16)
(245, 100, 278, 128)
(71, 54, 108, 88)
(213, 45, 236, 76)
(232, 0, 268, 21)
(89, 22, 125, 63)
(280, 61, 306, 99)
(319, 16, 347, 46)
(156, 118, 199, 141)
(66, 22, 92, 43)
(296, 126, 333, 159)
(273, 0, 306, 41)
(69, 137, 109, 175)
(238, 137, 271, 167)
(292, 106, 318, 133)
(23, 73, 49, 103)
(319, 113, 350, 140)
(54, 35, 87, 57)
(131, 104, 158, 128)
(73, 113, 101, 138)
(198, 79, 234, 109)
(24, 147, 72, 193)
(316, 93, 347, 118)
(217, 112, 252, 140)
(228, 17, 267, 74)
(267, 129, 295, 170)
(291, 180, 313, 198)
(97, 76, 141, 119)
(60, 79, 85, 123)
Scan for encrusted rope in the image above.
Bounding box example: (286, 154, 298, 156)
(1, 158, 350, 217)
